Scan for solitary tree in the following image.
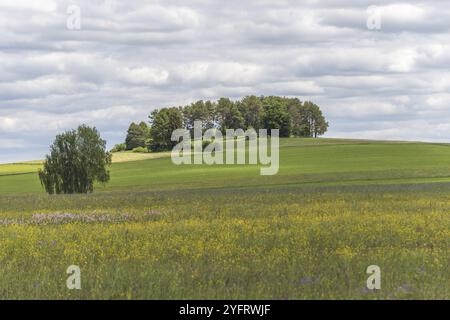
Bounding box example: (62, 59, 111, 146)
(38, 125, 112, 194)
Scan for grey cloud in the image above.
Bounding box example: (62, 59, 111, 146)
(0, 0, 449, 162)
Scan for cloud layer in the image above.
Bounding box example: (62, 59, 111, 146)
(1, 0, 449, 162)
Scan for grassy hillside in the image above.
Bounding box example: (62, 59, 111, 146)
(0, 138, 449, 299)
(2, 138, 450, 194)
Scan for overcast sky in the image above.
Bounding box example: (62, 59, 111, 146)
(1, 0, 449, 162)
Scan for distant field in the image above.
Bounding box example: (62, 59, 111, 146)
(110, 151, 172, 163)
(0, 163, 42, 175)
(0, 138, 449, 299)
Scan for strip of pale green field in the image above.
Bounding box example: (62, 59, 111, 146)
(0, 163, 42, 175)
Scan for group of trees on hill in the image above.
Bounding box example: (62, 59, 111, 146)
(117, 96, 328, 152)
(38, 96, 328, 194)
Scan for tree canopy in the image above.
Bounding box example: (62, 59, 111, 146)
(261, 96, 292, 137)
(38, 125, 112, 194)
(125, 121, 151, 150)
(116, 96, 329, 152)
(149, 107, 184, 152)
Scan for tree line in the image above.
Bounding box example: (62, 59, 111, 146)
(116, 96, 329, 153)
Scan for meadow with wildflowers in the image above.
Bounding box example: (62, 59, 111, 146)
(0, 138, 449, 299)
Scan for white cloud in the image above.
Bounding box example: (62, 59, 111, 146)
(0, 0, 57, 12)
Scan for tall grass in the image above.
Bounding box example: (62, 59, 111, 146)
(0, 138, 448, 299)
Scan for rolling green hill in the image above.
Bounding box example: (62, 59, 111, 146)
(1, 138, 450, 194)
(0, 138, 449, 299)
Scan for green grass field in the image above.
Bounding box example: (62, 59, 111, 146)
(0, 138, 449, 299)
